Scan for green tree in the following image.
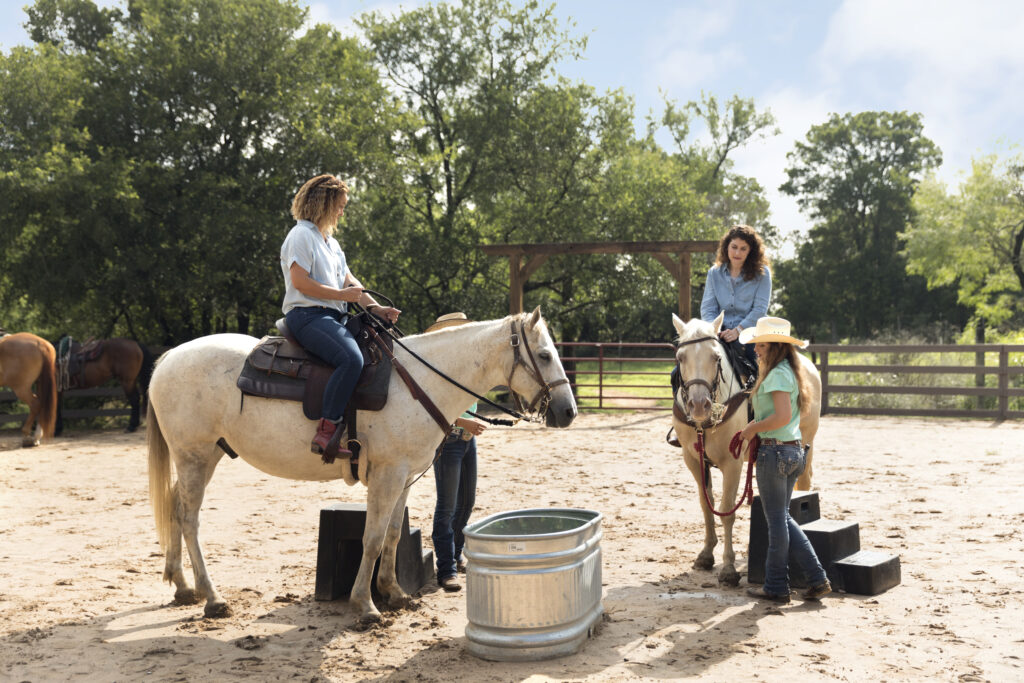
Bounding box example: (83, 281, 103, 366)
(903, 154, 1024, 332)
(1, 0, 396, 344)
(775, 111, 962, 340)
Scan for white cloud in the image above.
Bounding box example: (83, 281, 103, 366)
(645, 0, 742, 93)
(729, 87, 838, 257)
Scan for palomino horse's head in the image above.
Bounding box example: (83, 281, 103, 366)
(671, 312, 727, 424)
(506, 307, 577, 428)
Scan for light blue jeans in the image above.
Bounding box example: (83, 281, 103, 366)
(432, 433, 477, 581)
(755, 443, 828, 595)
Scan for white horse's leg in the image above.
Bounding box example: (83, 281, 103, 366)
(351, 464, 409, 623)
(162, 487, 199, 605)
(717, 457, 742, 586)
(376, 486, 414, 609)
(682, 451, 717, 571)
(174, 447, 229, 618)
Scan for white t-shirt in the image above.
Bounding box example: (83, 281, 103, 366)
(280, 220, 349, 314)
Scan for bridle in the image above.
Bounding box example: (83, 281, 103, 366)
(672, 335, 735, 430)
(505, 319, 570, 419)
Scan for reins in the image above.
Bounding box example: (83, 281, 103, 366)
(694, 428, 759, 517)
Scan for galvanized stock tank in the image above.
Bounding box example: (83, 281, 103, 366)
(462, 508, 603, 661)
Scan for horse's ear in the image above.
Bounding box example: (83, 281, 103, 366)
(712, 311, 725, 335)
(526, 306, 542, 330)
(672, 314, 686, 336)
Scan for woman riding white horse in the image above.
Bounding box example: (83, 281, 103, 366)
(148, 308, 576, 623)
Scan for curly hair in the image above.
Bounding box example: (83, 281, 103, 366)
(752, 342, 811, 414)
(290, 174, 349, 235)
(714, 225, 770, 281)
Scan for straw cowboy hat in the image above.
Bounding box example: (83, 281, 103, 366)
(424, 312, 471, 333)
(738, 316, 809, 348)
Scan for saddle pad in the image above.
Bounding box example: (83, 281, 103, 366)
(236, 333, 392, 418)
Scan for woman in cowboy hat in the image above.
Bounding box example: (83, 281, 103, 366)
(738, 316, 831, 603)
(424, 313, 487, 592)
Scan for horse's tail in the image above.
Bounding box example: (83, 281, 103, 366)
(136, 342, 156, 412)
(147, 400, 174, 557)
(37, 341, 58, 440)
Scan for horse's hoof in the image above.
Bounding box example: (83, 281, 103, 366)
(358, 611, 382, 625)
(173, 588, 200, 605)
(204, 601, 232, 618)
(21, 438, 40, 448)
(125, 425, 138, 433)
(693, 555, 714, 571)
(718, 569, 741, 587)
(385, 594, 412, 611)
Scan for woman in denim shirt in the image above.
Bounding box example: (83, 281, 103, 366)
(280, 174, 401, 457)
(700, 225, 771, 372)
(739, 317, 831, 603)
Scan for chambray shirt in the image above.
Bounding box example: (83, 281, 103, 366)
(700, 264, 771, 331)
(752, 359, 802, 442)
(280, 219, 349, 314)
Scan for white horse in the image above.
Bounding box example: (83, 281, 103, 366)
(147, 308, 576, 623)
(671, 313, 821, 585)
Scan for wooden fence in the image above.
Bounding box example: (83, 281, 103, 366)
(555, 341, 1024, 420)
(0, 387, 131, 427)
(3, 343, 1023, 426)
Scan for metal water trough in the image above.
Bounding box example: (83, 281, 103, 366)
(463, 508, 603, 661)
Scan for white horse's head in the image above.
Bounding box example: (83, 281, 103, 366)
(671, 311, 726, 423)
(507, 307, 577, 428)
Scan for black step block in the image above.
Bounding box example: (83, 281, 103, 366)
(748, 518, 862, 588)
(314, 503, 432, 600)
(833, 551, 901, 595)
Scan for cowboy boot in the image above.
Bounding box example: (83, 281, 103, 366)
(311, 418, 351, 462)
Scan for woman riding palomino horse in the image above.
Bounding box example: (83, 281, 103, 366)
(0, 332, 58, 447)
(147, 308, 577, 623)
(700, 224, 772, 380)
(670, 312, 821, 586)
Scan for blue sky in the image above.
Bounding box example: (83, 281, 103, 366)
(3, 0, 1022, 254)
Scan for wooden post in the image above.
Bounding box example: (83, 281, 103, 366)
(680, 252, 692, 320)
(509, 254, 522, 315)
(820, 351, 830, 415)
(998, 347, 1009, 420)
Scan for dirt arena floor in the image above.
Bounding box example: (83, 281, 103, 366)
(1, 412, 1022, 682)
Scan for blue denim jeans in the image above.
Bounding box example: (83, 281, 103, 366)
(284, 306, 363, 422)
(432, 433, 477, 580)
(755, 443, 828, 595)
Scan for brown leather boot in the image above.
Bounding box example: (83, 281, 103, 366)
(311, 418, 351, 459)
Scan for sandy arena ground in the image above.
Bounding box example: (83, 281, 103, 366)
(1, 412, 1022, 682)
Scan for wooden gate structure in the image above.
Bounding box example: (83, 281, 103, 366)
(480, 240, 718, 318)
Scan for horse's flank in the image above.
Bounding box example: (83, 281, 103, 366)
(0, 332, 58, 445)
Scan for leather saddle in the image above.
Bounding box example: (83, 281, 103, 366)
(57, 336, 105, 391)
(236, 313, 393, 419)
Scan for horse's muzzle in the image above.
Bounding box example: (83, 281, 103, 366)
(545, 396, 577, 428)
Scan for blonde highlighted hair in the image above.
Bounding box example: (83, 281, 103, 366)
(291, 174, 349, 235)
(752, 342, 812, 413)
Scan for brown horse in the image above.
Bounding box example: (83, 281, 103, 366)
(56, 337, 156, 434)
(0, 332, 58, 446)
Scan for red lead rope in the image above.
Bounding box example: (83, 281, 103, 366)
(696, 431, 760, 518)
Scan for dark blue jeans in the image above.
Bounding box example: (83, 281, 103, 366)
(755, 443, 828, 595)
(284, 306, 363, 422)
(432, 433, 477, 580)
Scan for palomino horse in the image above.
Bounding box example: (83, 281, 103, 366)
(148, 308, 577, 623)
(0, 332, 58, 447)
(56, 337, 156, 433)
(671, 313, 821, 585)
